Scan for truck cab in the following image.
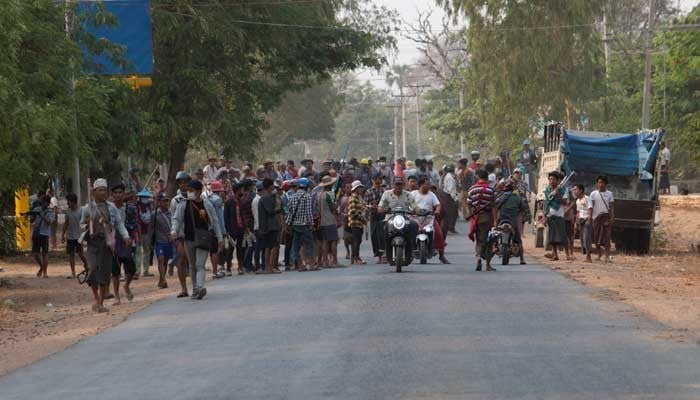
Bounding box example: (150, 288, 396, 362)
(535, 123, 663, 254)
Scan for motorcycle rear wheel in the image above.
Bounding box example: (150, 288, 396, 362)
(419, 241, 428, 264)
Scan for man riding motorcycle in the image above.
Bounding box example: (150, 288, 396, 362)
(379, 177, 419, 258)
(411, 177, 450, 264)
(494, 179, 527, 265)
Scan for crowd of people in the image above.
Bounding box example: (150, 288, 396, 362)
(25, 138, 620, 313)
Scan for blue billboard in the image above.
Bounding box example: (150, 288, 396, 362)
(79, 0, 154, 75)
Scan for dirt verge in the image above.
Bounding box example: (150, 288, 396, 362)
(524, 195, 700, 343)
(0, 252, 179, 376)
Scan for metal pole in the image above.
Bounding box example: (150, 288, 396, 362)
(393, 106, 399, 161)
(375, 128, 379, 160)
(401, 96, 406, 158)
(642, 0, 656, 130)
(459, 90, 465, 158)
(603, 11, 610, 79)
(416, 96, 422, 158)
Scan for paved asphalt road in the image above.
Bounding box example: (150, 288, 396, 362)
(3, 221, 700, 400)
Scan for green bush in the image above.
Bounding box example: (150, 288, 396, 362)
(0, 216, 18, 257)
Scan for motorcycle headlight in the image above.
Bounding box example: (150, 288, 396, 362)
(392, 215, 406, 230)
(424, 224, 433, 232)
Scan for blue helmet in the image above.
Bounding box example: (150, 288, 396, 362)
(175, 171, 190, 181)
(297, 177, 310, 188)
(137, 189, 152, 198)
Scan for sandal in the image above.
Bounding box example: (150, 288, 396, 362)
(125, 288, 134, 302)
(177, 292, 189, 298)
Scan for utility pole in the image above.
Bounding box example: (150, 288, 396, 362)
(407, 84, 430, 159)
(459, 90, 465, 158)
(642, 0, 656, 130)
(603, 10, 610, 79)
(393, 91, 416, 159)
(386, 104, 401, 161)
(375, 127, 379, 160)
(401, 92, 407, 159)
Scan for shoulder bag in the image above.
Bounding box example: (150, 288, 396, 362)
(189, 201, 212, 250)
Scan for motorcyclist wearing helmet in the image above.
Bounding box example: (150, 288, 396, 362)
(470, 150, 480, 170)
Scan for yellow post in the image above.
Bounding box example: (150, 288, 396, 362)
(15, 187, 31, 251)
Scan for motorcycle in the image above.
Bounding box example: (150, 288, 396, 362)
(412, 210, 435, 264)
(489, 216, 520, 265)
(385, 207, 416, 272)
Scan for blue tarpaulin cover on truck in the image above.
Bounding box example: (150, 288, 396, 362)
(562, 131, 640, 176)
(79, 0, 153, 75)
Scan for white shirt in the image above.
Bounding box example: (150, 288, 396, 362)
(661, 148, 671, 164)
(576, 195, 593, 220)
(589, 190, 614, 219)
(203, 164, 219, 183)
(443, 172, 457, 200)
(410, 190, 440, 212)
(252, 195, 260, 231)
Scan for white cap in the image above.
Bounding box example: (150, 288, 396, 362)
(93, 178, 108, 189)
(351, 180, 365, 192)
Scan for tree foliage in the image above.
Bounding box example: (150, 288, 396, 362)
(135, 0, 397, 194)
(424, 0, 698, 178)
(436, 0, 606, 148)
(651, 6, 700, 177)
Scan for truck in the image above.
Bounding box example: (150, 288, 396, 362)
(535, 122, 664, 254)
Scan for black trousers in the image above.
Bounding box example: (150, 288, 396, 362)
(370, 215, 386, 257)
(351, 227, 363, 259)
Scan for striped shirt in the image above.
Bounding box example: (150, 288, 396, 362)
(286, 191, 313, 226)
(466, 183, 495, 213)
(364, 186, 383, 216)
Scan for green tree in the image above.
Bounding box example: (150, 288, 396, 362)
(260, 81, 343, 157)
(436, 0, 606, 148)
(0, 1, 78, 194)
(651, 6, 700, 177)
(322, 81, 395, 160)
(136, 0, 396, 195)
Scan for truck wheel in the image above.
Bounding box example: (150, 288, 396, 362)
(637, 229, 651, 255)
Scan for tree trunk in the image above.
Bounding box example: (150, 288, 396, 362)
(564, 96, 573, 129)
(167, 140, 188, 198)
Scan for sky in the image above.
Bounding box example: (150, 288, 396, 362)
(357, 0, 698, 90)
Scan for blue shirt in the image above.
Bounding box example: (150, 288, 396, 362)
(33, 208, 55, 237)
